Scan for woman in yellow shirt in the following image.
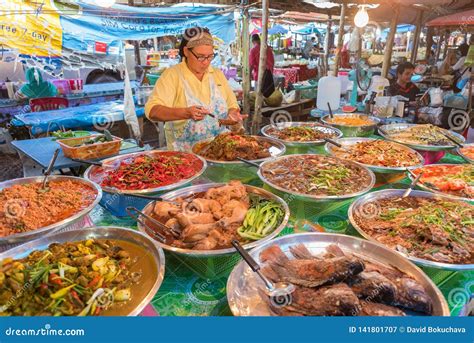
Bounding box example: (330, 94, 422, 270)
(145, 27, 247, 151)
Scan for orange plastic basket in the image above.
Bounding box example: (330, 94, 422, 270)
(58, 134, 122, 160)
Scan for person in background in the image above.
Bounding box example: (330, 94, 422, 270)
(249, 34, 275, 81)
(387, 62, 420, 102)
(145, 27, 246, 152)
(452, 43, 470, 79)
(303, 37, 315, 59)
(438, 50, 457, 76)
(13, 68, 57, 101)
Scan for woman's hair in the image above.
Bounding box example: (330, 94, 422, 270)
(458, 43, 469, 57)
(179, 27, 211, 60)
(438, 50, 457, 75)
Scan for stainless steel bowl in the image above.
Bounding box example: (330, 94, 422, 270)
(325, 137, 425, 174)
(261, 122, 343, 147)
(227, 232, 450, 316)
(83, 150, 207, 195)
(407, 164, 474, 203)
(348, 189, 474, 270)
(0, 226, 165, 316)
(0, 176, 102, 248)
(135, 183, 290, 279)
(192, 135, 286, 166)
(257, 154, 376, 202)
(378, 123, 466, 151)
(321, 113, 381, 137)
(457, 143, 474, 164)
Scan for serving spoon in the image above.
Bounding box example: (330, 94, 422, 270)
(323, 138, 351, 153)
(38, 149, 60, 193)
(231, 240, 295, 300)
(126, 206, 181, 240)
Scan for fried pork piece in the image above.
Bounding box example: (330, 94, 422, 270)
(267, 284, 361, 316)
(360, 302, 406, 316)
(349, 271, 397, 304)
(365, 262, 433, 314)
(260, 245, 364, 288)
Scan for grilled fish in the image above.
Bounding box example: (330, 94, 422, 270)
(350, 271, 397, 304)
(360, 302, 407, 316)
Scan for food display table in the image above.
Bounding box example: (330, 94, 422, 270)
(88, 152, 472, 316)
(12, 100, 145, 136)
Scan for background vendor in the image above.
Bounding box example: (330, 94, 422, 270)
(14, 67, 57, 101)
(145, 27, 247, 151)
(387, 62, 420, 103)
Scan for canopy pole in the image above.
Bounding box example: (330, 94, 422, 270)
(334, 4, 346, 76)
(425, 26, 434, 61)
(252, 0, 269, 135)
(381, 5, 400, 78)
(241, 3, 251, 116)
(442, 29, 450, 59)
(128, 0, 141, 65)
(324, 15, 332, 75)
(434, 30, 443, 62)
(410, 10, 423, 64)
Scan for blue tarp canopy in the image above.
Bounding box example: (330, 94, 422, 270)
(292, 25, 322, 35)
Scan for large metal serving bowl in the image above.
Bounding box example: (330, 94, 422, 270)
(261, 122, 343, 148)
(325, 137, 425, 174)
(227, 232, 450, 316)
(457, 143, 474, 164)
(378, 123, 466, 152)
(257, 154, 376, 203)
(191, 135, 286, 166)
(0, 176, 102, 249)
(0, 226, 165, 316)
(407, 164, 474, 203)
(136, 183, 290, 279)
(83, 150, 207, 195)
(348, 189, 474, 271)
(321, 113, 381, 137)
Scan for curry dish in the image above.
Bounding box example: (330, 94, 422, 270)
(0, 180, 97, 237)
(0, 239, 157, 316)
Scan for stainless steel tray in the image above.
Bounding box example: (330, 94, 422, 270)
(0, 226, 165, 316)
(407, 164, 474, 203)
(325, 137, 425, 174)
(348, 189, 474, 270)
(457, 143, 474, 164)
(192, 135, 286, 166)
(257, 154, 376, 202)
(261, 122, 343, 147)
(136, 183, 290, 257)
(321, 113, 381, 137)
(378, 123, 466, 151)
(227, 232, 450, 316)
(0, 176, 102, 247)
(83, 150, 207, 195)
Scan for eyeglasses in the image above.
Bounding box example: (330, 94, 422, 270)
(189, 49, 216, 62)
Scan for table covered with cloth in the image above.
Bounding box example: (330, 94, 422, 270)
(88, 151, 473, 317)
(12, 100, 144, 135)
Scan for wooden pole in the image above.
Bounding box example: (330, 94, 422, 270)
(434, 30, 443, 62)
(381, 5, 400, 78)
(410, 10, 423, 63)
(357, 27, 362, 61)
(442, 30, 450, 59)
(128, 0, 141, 65)
(334, 4, 346, 76)
(241, 4, 251, 116)
(252, 0, 269, 135)
(324, 16, 332, 75)
(425, 26, 434, 61)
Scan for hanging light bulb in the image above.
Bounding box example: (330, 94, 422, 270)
(354, 5, 369, 28)
(94, 0, 116, 8)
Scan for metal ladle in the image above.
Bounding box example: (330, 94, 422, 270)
(231, 240, 295, 299)
(38, 149, 60, 193)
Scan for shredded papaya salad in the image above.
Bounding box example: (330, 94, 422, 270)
(101, 152, 203, 191)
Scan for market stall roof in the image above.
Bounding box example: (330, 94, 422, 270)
(425, 9, 474, 27)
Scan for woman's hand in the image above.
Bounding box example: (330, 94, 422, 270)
(228, 108, 249, 122)
(186, 106, 209, 121)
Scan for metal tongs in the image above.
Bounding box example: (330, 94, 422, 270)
(126, 206, 181, 242)
(441, 132, 464, 148)
(402, 171, 423, 198)
(232, 240, 295, 300)
(236, 157, 261, 168)
(406, 168, 440, 192)
(38, 149, 60, 193)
